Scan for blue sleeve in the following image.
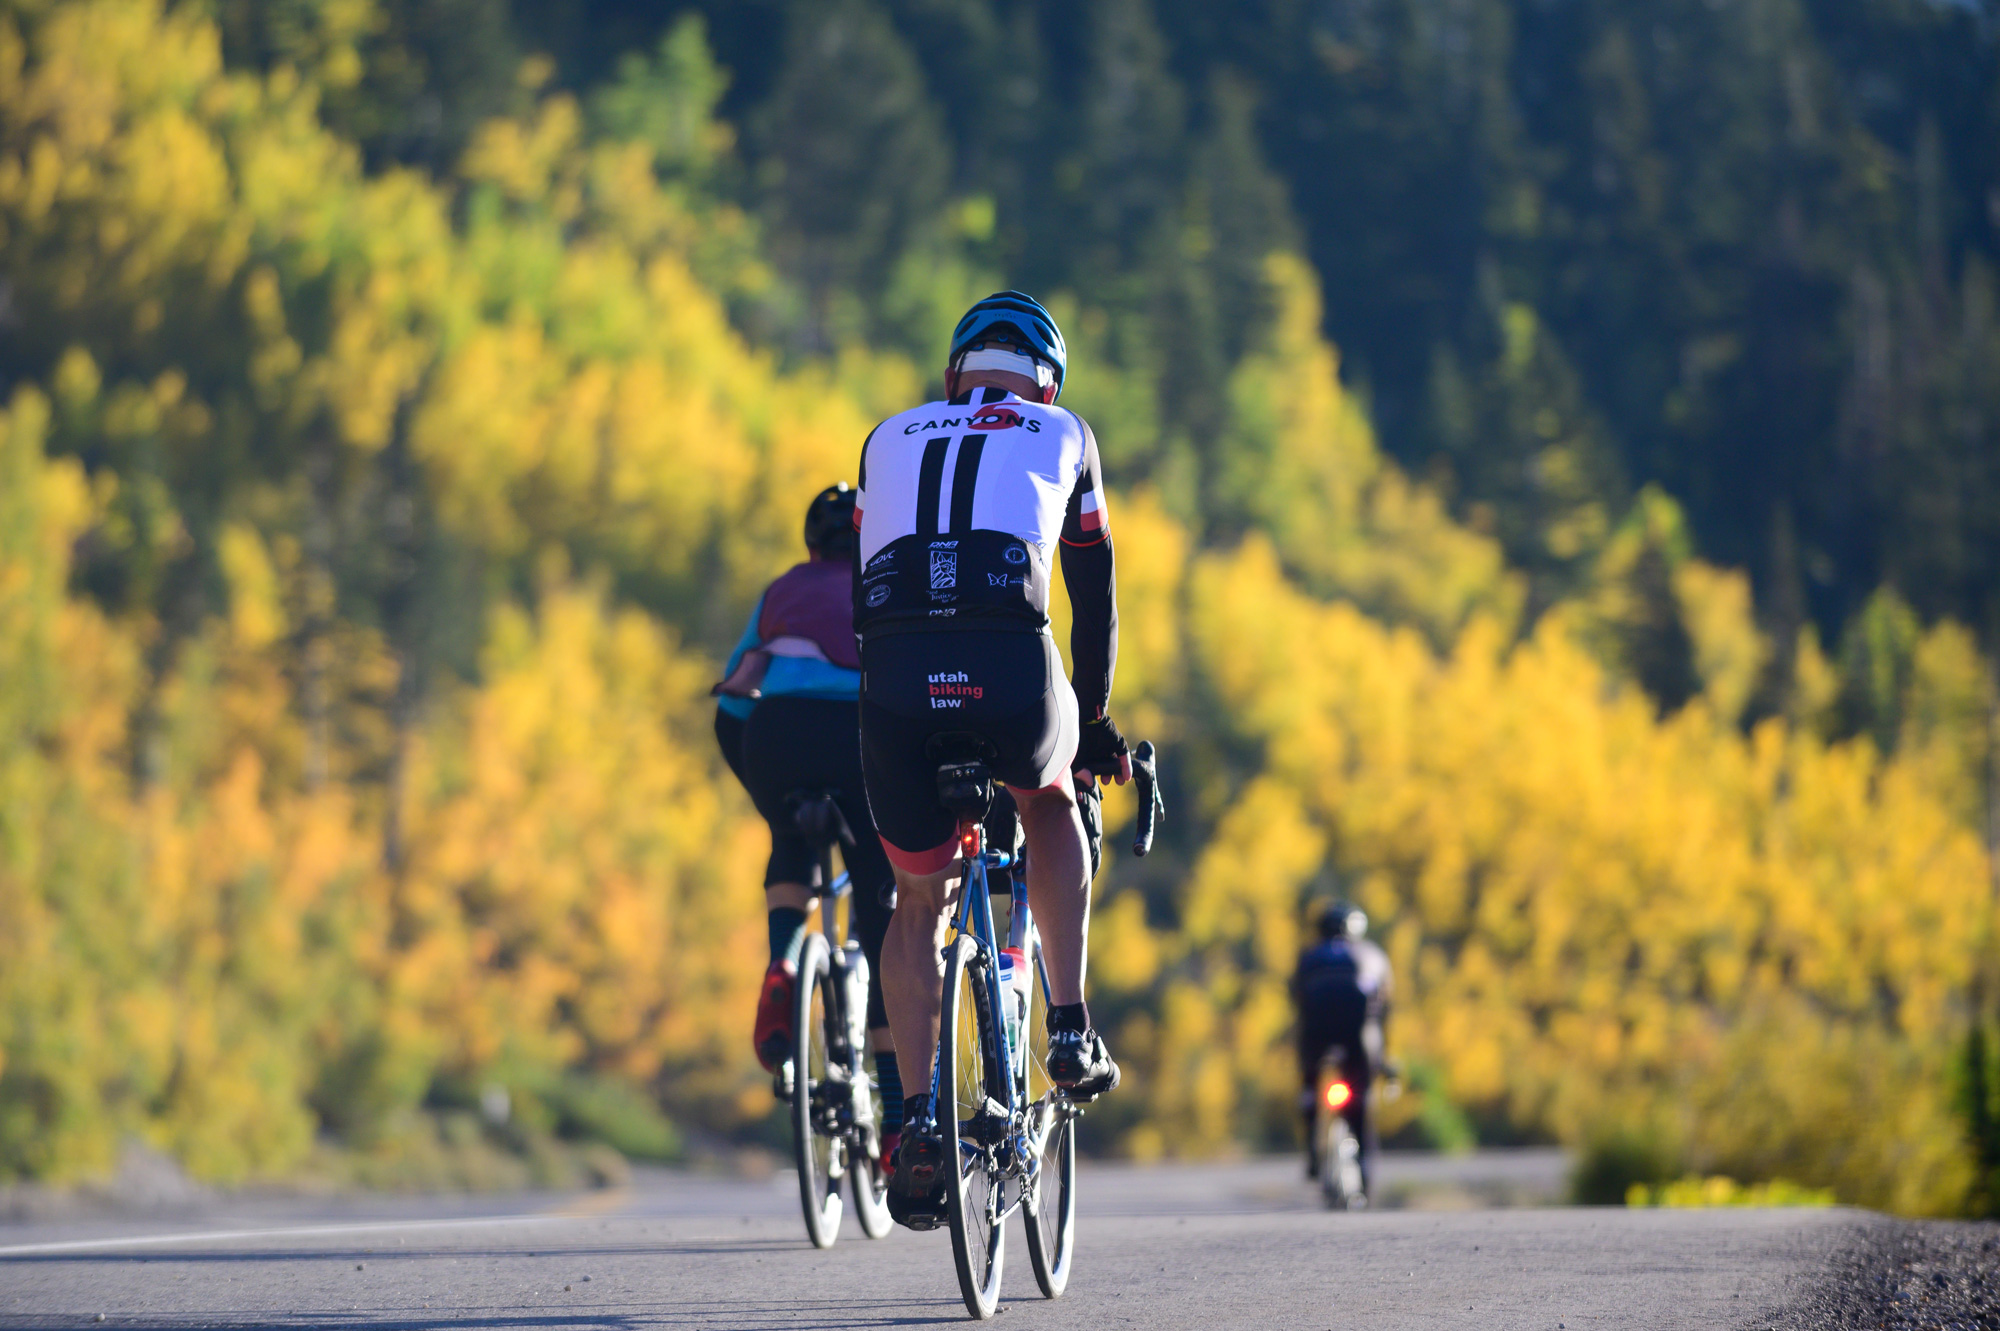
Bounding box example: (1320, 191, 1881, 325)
(716, 593, 767, 721)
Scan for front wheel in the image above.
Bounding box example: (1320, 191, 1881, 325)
(792, 932, 845, 1247)
(940, 933, 1007, 1318)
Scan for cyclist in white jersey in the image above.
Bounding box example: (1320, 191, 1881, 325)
(853, 292, 1130, 1222)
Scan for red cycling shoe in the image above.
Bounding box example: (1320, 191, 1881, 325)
(753, 959, 795, 1073)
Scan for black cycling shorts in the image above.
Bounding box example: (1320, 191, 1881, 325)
(739, 696, 893, 893)
(738, 695, 894, 1029)
(859, 628, 1078, 874)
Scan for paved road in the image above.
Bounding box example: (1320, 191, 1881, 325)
(0, 1153, 1868, 1329)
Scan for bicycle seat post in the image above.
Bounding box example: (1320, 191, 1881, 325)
(786, 789, 853, 943)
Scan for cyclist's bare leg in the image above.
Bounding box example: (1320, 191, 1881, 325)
(880, 862, 961, 1095)
(1014, 781, 1088, 1006)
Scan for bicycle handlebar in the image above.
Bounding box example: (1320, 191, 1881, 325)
(1131, 739, 1163, 858)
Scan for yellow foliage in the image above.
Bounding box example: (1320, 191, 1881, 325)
(0, 1, 804, 1178)
(1220, 253, 1522, 641)
(1673, 560, 1766, 725)
(1094, 512, 1990, 1214)
(1630, 1175, 1834, 1208)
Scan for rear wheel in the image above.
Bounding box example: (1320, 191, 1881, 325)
(1319, 1108, 1363, 1211)
(1022, 1104, 1076, 1295)
(1022, 942, 1075, 1298)
(940, 933, 1006, 1318)
(851, 1137, 892, 1238)
(792, 933, 844, 1247)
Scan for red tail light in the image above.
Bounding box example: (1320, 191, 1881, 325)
(1324, 1081, 1353, 1111)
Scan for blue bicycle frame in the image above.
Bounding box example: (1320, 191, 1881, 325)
(926, 821, 1038, 1128)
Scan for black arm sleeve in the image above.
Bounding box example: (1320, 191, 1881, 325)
(1058, 419, 1117, 719)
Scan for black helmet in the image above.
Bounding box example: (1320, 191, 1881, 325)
(1316, 900, 1368, 941)
(804, 484, 858, 559)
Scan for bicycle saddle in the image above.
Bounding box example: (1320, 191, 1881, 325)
(785, 789, 856, 847)
(925, 732, 998, 820)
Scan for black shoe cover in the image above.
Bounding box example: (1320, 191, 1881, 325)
(1047, 1029, 1120, 1101)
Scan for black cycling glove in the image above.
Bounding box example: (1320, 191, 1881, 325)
(1075, 777, 1104, 880)
(1074, 714, 1129, 777)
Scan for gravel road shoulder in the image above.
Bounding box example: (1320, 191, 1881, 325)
(1767, 1215, 2000, 1330)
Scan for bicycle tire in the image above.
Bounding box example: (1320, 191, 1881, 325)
(792, 933, 844, 1247)
(940, 932, 1007, 1318)
(851, 1040, 893, 1239)
(1022, 1104, 1075, 1295)
(1320, 1110, 1363, 1211)
(1021, 939, 1076, 1298)
(851, 1140, 892, 1238)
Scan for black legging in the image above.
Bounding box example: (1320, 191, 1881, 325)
(737, 695, 894, 1031)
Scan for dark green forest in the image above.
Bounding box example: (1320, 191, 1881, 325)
(218, 0, 2000, 701)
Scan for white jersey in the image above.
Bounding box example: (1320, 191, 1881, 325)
(854, 386, 1108, 636)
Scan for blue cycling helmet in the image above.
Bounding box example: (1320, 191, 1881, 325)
(948, 291, 1067, 399)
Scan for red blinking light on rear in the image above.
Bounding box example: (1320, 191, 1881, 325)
(1324, 1081, 1353, 1111)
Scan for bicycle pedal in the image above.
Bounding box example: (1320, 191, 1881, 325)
(887, 1184, 948, 1230)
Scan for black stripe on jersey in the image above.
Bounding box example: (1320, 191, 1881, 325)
(914, 437, 950, 535)
(948, 435, 985, 533)
(979, 386, 1003, 404)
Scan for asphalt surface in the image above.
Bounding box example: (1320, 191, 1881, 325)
(0, 1152, 1912, 1329)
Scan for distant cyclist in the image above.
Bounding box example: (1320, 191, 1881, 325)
(714, 485, 902, 1144)
(1292, 900, 1393, 1189)
(852, 291, 1129, 1225)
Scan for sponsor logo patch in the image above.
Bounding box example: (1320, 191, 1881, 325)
(928, 671, 983, 708)
(1003, 544, 1027, 565)
(866, 583, 891, 607)
(930, 549, 957, 589)
(968, 405, 1023, 432)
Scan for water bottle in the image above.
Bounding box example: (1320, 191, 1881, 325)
(996, 947, 1030, 1068)
(840, 942, 870, 1053)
